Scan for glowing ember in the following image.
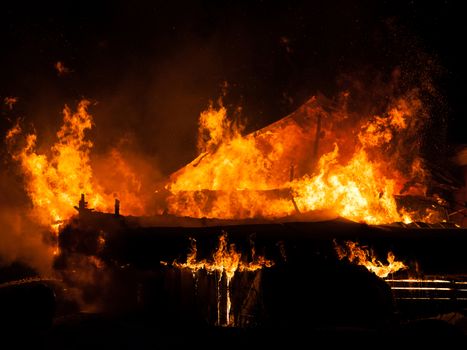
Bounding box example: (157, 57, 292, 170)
(334, 240, 407, 278)
(169, 232, 273, 326)
(166, 93, 439, 224)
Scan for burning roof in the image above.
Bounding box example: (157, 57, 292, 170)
(165, 93, 449, 225)
(6, 88, 463, 233)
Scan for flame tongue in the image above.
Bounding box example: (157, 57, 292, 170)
(335, 240, 407, 278)
(174, 232, 274, 275)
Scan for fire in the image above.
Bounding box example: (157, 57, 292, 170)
(334, 240, 407, 278)
(7, 100, 105, 231)
(292, 146, 402, 224)
(6, 100, 143, 232)
(173, 237, 205, 273)
(167, 93, 439, 224)
(172, 232, 274, 278)
(5, 91, 448, 227)
(169, 232, 273, 326)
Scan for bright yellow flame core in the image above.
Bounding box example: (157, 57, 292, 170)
(292, 146, 402, 225)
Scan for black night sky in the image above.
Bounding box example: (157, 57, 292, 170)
(1, 0, 465, 174)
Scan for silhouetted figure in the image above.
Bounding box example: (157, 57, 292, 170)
(115, 198, 120, 216)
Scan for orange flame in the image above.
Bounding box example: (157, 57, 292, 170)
(170, 232, 273, 326)
(292, 146, 402, 224)
(6, 100, 143, 232)
(7, 100, 106, 231)
(167, 94, 441, 224)
(334, 240, 407, 278)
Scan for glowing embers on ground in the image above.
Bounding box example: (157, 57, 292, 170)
(334, 240, 407, 278)
(164, 232, 274, 326)
(167, 94, 439, 225)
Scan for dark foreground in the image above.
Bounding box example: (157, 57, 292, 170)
(1, 311, 466, 348)
(1, 215, 467, 346)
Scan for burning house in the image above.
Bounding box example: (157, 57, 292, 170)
(3, 90, 467, 342)
(1, 1, 466, 346)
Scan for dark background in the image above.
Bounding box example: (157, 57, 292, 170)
(1, 0, 465, 174)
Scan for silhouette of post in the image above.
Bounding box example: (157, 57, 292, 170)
(79, 194, 88, 210)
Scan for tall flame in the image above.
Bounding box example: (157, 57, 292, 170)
(334, 240, 407, 278)
(7, 101, 106, 231)
(6, 100, 143, 232)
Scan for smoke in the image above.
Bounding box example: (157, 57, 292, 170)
(453, 146, 467, 226)
(90, 138, 165, 215)
(454, 147, 467, 167)
(0, 168, 54, 275)
(82, 41, 230, 176)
